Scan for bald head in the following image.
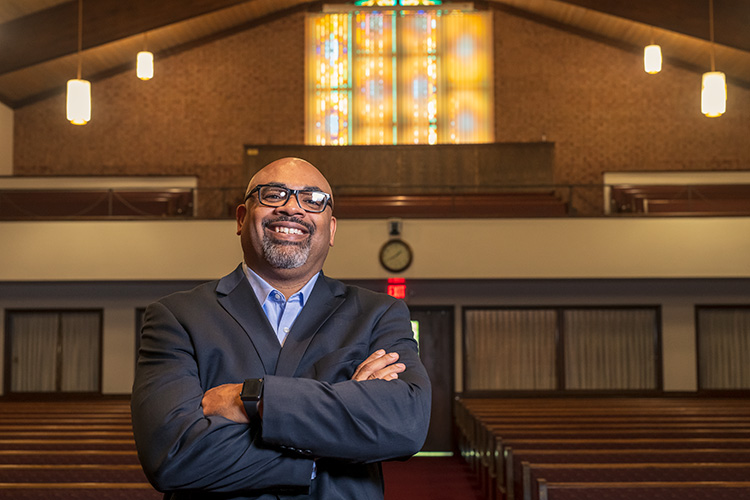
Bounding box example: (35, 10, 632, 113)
(246, 157, 334, 206)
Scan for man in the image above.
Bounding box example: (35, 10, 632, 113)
(131, 157, 431, 500)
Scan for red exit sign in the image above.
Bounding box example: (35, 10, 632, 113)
(387, 278, 406, 299)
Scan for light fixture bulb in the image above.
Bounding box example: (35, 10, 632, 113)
(137, 51, 154, 80)
(643, 44, 662, 74)
(701, 71, 726, 117)
(66, 79, 91, 125)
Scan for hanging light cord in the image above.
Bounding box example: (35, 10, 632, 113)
(76, 0, 83, 79)
(708, 0, 716, 71)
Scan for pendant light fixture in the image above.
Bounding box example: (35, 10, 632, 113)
(137, 33, 154, 80)
(643, 44, 662, 74)
(644, 29, 661, 74)
(66, 0, 91, 125)
(701, 0, 726, 117)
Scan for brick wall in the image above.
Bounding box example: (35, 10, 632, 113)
(14, 13, 306, 186)
(493, 10, 750, 184)
(12, 8, 750, 211)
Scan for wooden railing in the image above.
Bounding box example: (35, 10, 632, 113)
(3, 183, 750, 219)
(332, 192, 569, 218)
(0, 189, 193, 218)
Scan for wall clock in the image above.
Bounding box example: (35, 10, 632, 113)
(379, 239, 413, 273)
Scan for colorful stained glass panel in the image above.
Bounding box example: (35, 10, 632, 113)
(306, 8, 492, 145)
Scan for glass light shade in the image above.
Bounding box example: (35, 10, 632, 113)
(643, 45, 662, 74)
(701, 71, 726, 117)
(137, 51, 154, 80)
(66, 79, 91, 125)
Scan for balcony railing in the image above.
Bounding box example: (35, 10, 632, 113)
(1, 183, 750, 220)
(0, 189, 195, 219)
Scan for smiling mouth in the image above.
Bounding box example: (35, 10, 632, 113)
(273, 226, 305, 236)
(264, 217, 315, 237)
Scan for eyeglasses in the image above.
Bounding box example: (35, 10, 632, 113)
(245, 184, 333, 213)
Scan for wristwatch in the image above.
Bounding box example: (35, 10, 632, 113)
(240, 378, 264, 402)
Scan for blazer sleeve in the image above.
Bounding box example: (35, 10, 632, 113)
(260, 298, 432, 463)
(131, 299, 315, 494)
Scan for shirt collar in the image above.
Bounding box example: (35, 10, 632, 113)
(242, 263, 320, 306)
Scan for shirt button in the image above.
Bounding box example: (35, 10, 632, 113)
(283, 327, 290, 333)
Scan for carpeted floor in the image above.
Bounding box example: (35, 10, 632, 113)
(383, 455, 484, 500)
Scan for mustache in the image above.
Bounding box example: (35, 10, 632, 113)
(263, 215, 316, 235)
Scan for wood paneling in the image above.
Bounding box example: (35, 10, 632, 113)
(0, 0, 252, 75)
(243, 143, 556, 191)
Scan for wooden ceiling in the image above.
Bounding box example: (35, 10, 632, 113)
(1, 0, 749, 109)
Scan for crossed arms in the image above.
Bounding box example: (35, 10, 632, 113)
(202, 349, 407, 423)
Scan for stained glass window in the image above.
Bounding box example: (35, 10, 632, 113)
(355, 0, 442, 6)
(306, 7, 493, 145)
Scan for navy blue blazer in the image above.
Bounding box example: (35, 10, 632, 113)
(131, 265, 431, 499)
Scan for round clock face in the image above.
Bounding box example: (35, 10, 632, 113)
(379, 239, 412, 273)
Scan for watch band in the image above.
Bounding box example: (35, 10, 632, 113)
(240, 378, 264, 402)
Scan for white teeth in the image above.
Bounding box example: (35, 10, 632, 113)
(275, 226, 303, 235)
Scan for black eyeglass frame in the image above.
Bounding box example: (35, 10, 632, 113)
(244, 184, 334, 213)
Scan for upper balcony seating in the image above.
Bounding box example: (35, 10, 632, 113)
(610, 184, 750, 216)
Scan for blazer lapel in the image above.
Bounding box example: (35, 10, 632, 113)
(216, 265, 281, 374)
(274, 274, 346, 377)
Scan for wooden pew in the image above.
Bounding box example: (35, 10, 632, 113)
(501, 440, 750, 500)
(523, 462, 750, 500)
(537, 480, 750, 500)
(0, 438, 136, 450)
(504, 447, 750, 500)
(477, 422, 750, 499)
(609, 183, 750, 216)
(0, 450, 141, 465)
(454, 397, 750, 500)
(0, 482, 162, 500)
(643, 198, 750, 215)
(453, 396, 750, 469)
(0, 400, 160, 499)
(333, 192, 569, 218)
(0, 464, 148, 482)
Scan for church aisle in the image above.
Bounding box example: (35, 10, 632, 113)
(383, 455, 483, 500)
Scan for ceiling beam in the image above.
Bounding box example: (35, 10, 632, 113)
(8, 2, 315, 109)
(0, 0, 254, 75)
(561, 0, 750, 52)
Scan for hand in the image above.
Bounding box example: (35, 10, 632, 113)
(201, 383, 249, 424)
(351, 349, 406, 382)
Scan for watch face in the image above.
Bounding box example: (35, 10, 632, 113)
(379, 239, 412, 273)
(240, 378, 264, 401)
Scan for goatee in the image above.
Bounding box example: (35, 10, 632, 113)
(261, 217, 314, 269)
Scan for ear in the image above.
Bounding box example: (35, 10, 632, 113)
(236, 204, 247, 235)
(328, 216, 337, 247)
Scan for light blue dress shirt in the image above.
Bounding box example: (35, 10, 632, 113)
(242, 264, 320, 346)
